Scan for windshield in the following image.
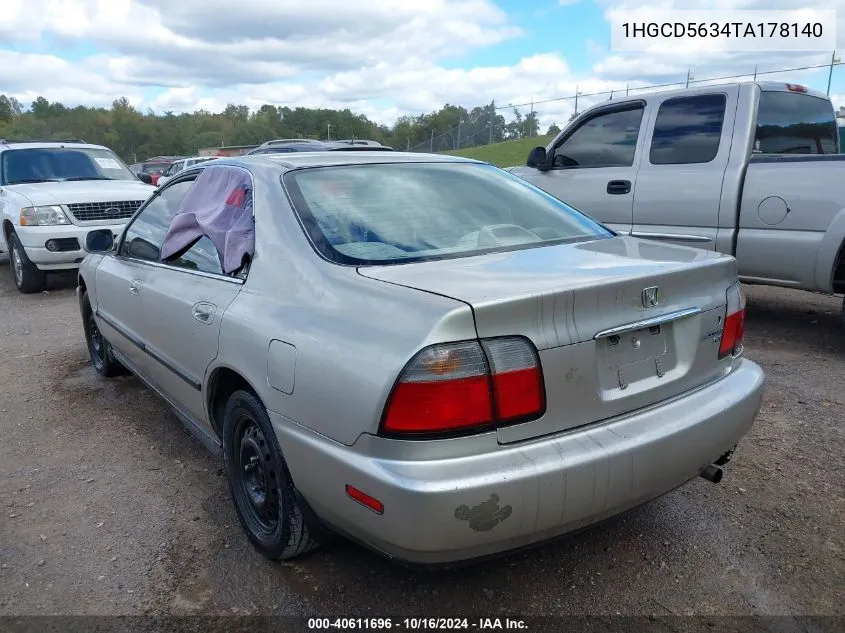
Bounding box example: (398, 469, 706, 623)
(2, 147, 138, 184)
(283, 162, 612, 265)
(141, 162, 171, 174)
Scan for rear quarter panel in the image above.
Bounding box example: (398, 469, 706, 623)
(737, 155, 845, 292)
(210, 165, 477, 446)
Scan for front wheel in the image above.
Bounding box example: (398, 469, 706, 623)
(8, 232, 46, 294)
(222, 389, 320, 560)
(81, 291, 126, 377)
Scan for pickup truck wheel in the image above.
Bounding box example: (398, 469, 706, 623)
(222, 389, 320, 561)
(7, 232, 46, 294)
(81, 291, 126, 377)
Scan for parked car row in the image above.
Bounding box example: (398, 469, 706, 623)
(156, 156, 218, 187)
(15, 82, 841, 567)
(246, 138, 394, 155)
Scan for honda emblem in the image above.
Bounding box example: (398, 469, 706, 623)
(642, 286, 660, 308)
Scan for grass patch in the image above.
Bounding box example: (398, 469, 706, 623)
(441, 136, 552, 168)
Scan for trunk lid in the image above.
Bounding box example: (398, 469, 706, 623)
(359, 235, 737, 443)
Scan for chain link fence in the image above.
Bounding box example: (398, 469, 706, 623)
(407, 60, 842, 153)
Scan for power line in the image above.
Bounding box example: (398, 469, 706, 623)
(498, 61, 842, 111)
(407, 60, 843, 152)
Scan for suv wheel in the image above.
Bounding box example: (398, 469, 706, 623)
(222, 389, 320, 561)
(8, 232, 46, 293)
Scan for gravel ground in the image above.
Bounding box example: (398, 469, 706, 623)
(0, 255, 843, 624)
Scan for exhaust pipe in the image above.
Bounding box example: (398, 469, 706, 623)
(700, 464, 723, 484)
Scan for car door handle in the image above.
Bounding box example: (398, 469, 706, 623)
(129, 280, 141, 295)
(607, 180, 632, 195)
(192, 302, 216, 324)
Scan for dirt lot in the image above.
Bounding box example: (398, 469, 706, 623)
(0, 254, 843, 623)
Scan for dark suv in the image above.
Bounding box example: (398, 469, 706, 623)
(246, 139, 394, 155)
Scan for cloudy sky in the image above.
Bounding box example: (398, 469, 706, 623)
(1, 0, 844, 129)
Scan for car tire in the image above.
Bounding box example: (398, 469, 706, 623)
(81, 291, 126, 377)
(222, 389, 320, 561)
(8, 232, 46, 294)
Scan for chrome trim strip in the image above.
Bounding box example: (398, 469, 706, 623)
(593, 307, 702, 339)
(114, 256, 245, 285)
(631, 232, 712, 243)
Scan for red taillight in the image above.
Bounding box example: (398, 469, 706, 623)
(482, 338, 544, 422)
(381, 337, 545, 436)
(719, 282, 746, 359)
(786, 83, 807, 93)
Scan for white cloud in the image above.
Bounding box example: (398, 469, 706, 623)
(1, 0, 845, 133)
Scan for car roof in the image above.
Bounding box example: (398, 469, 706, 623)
(0, 140, 111, 152)
(218, 151, 483, 170)
(590, 80, 830, 113)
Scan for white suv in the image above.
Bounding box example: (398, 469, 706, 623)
(0, 139, 156, 293)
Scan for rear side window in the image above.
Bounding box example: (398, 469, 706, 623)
(283, 162, 612, 266)
(755, 91, 838, 154)
(649, 94, 726, 165)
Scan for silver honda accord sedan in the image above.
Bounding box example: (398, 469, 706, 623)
(77, 152, 766, 565)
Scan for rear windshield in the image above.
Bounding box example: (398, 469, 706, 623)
(283, 162, 612, 265)
(2, 147, 138, 185)
(755, 91, 838, 154)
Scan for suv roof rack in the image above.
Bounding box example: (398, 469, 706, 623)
(0, 138, 88, 145)
(332, 139, 384, 146)
(259, 139, 319, 148)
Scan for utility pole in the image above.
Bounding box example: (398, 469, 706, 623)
(326, 123, 331, 140)
(456, 119, 463, 150)
(489, 100, 494, 145)
(753, 65, 758, 81)
(686, 68, 694, 88)
(573, 85, 579, 117)
(827, 51, 840, 95)
(406, 138, 410, 151)
(626, 82, 629, 96)
(430, 129, 434, 152)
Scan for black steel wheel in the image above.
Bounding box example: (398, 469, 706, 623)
(222, 389, 320, 560)
(80, 291, 125, 377)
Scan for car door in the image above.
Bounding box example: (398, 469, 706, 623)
(137, 172, 247, 435)
(95, 180, 195, 374)
(519, 101, 648, 234)
(631, 89, 737, 250)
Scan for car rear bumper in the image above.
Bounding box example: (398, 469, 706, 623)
(272, 357, 765, 565)
(16, 224, 125, 268)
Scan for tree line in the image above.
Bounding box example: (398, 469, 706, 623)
(0, 94, 560, 163)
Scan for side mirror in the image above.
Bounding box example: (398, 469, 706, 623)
(85, 229, 115, 254)
(527, 147, 550, 172)
(137, 173, 153, 184)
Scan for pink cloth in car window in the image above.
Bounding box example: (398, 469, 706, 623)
(159, 165, 255, 274)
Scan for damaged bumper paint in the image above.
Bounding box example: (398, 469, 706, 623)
(271, 358, 765, 565)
